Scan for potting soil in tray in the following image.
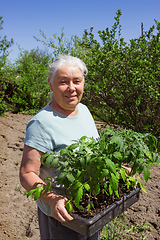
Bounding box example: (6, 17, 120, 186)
(62, 186, 141, 237)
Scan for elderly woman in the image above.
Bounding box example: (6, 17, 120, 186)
(20, 55, 100, 240)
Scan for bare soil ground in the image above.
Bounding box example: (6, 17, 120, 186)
(0, 112, 160, 240)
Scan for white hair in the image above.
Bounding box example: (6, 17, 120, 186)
(49, 55, 88, 85)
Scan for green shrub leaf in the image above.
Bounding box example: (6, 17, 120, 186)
(68, 143, 79, 151)
(110, 173, 119, 191)
(75, 186, 83, 204)
(66, 173, 75, 183)
(143, 167, 150, 183)
(40, 152, 51, 163)
(49, 157, 59, 168)
(34, 186, 44, 200)
(100, 169, 109, 179)
(83, 183, 90, 191)
(94, 183, 101, 195)
(105, 158, 117, 175)
(44, 155, 54, 166)
(113, 151, 122, 160)
(72, 181, 82, 190)
(65, 200, 73, 214)
(45, 182, 52, 193)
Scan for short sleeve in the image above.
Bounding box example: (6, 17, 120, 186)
(24, 119, 55, 153)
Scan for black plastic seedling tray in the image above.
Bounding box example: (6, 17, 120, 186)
(62, 186, 141, 237)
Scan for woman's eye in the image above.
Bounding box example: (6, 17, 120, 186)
(74, 80, 81, 84)
(60, 80, 67, 84)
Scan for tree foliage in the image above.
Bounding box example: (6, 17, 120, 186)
(0, 15, 13, 67)
(77, 10, 160, 137)
(33, 27, 81, 59)
(0, 47, 51, 114)
(1, 11, 160, 137)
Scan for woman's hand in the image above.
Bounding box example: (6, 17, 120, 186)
(121, 164, 132, 175)
(20, 145, 73, 223)
(49, 195, 73, 222)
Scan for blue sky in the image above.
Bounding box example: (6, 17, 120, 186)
(0, 0, 160, 62)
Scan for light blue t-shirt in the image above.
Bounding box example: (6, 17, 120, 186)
(24, 102, 99, 216)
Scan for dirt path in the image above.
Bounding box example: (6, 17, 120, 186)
(0, 112, 160, 240)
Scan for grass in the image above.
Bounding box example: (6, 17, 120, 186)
(100, 214, 151, 240)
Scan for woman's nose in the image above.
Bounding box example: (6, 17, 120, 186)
(67, 81, 75, 91)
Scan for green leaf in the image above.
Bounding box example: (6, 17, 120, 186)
(79, 145, 84, 152)
(27, 189, 36, 198)
(72, 181, 82, 190)
(87, 203, 91, 211)
(109, 184, 113, 195)
(138, 182, 147, 193)
(44, 177, 51, 181)
(94, 183, 101, 195)
(157, 155, 160, 165)
(45, 182, 52, 193)
(114, 190, 119, 198)
(90, 202, 94, 209)
(66, 173, 75, 183)
(100, 169, 109, 179)
(68, 143, 79, 151)
(110, 173, 119, 191)
(132, 159, 140, 175)
(137, 162, 144, 174)
(76, 169, 81, 178)
(34, 186, 44, 200)
(152, 153, 158, 162)
(60, 148, 68, 155)
(97, 157, 103, 164)
(44, 155, 54, 166)
(40, 152, 51, 164)
(80, 136, 88, 142)
(119, 168, 126, 182)
(65, 200, 73, 214)
(80, 157, 85, 167)
(105, 158, 117, 175)
(83, 183, 90, 191)
(57, 172, 66, 181)
(86, 155, 90, 164)
(143, 167, 150, 183)
(84, 146, 92, 154)
(143, 148, 152, 161)
(113, 151, 122, 160)
(49, 157, 59, 168)
(74, 201, 84, 210)
(126, 180, 131, 189)
(75, 186, 83, 204)
(110, 136, 123, 150)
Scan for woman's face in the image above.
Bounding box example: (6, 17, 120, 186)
(49, 65, 84, 115)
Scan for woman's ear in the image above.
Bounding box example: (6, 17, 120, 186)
(48, 78, 52, 91)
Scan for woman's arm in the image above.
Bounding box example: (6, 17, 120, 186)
(19, 144, 73, 222)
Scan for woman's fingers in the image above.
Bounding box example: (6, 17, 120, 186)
(50, 196, 73, 223)
(56, 206, 73, 222)
(121, 165, 132, 175)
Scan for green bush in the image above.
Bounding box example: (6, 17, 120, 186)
(0, 48, 51, 113)
(1, 11, 160, 138)
(77, 10, 160, 137)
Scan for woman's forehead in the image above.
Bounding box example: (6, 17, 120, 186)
(55, 65, 83, 77)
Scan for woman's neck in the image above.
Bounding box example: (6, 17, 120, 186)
(49, 101, 78, 117)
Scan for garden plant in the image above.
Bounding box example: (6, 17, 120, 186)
(27, 128, 160, 218)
